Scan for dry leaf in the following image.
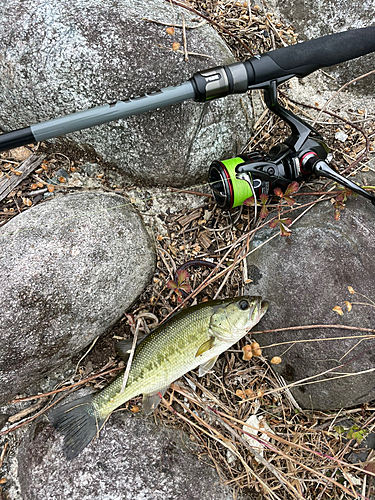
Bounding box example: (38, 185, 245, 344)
(47, 185, 55, 193)
(271, 356, 282, 365)
(172, 42, 180, 51)
(333, 305, 344, 316)
(242, 345, 253, 361)
(166, 27, 175, 35)
(243, 415, 272, 458)
(344, 301, 352, 312)
(348, 286, 355, 294)
(236, 388, 253, 399)
(130, 406, 140, 413)
(22, 198, 32, 207)
(9, 146, 32, 161)
(251, 342, 262, 357)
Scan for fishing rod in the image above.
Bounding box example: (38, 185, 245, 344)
(1, 27, 375, 207)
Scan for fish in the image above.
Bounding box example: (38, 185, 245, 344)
(48, 296, 268, 459)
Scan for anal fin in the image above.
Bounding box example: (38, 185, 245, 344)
(198, 356, 218, 377)
(142, 386, 169, 415)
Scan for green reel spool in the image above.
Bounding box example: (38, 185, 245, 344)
(209, 156, 253, 209)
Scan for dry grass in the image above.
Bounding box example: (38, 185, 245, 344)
(1, 1, 375, 499)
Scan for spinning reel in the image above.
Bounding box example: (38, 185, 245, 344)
(209, 80, 375, 209)
(0, 27, 375, 209)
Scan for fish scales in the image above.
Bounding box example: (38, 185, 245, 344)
(48, 296, 268, 459)
(94, 305, 213, 416)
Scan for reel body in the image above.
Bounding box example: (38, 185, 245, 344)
(209, 81, 375, 209)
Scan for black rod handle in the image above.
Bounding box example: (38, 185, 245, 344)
(191, 27, 375, 100)
(246, 26, 375, 86)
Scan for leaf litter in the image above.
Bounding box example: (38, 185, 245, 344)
(1, 2, 375, 499)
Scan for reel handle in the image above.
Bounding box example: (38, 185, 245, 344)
(312, 160, 375, 205)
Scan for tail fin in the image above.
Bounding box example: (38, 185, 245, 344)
(48, 395, 106, 459)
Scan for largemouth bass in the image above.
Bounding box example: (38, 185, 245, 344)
(48, 296, 268, 459)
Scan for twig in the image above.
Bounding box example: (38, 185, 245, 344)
(181, 14, 188, 61)
(173, 384, 302, 499)
(156, 44, 213, 58)
(0, 443, 8, 469)
(120, 320, 140, 393)
(169, 187, 213, 197)
(73, 335, 100, 376)
(253, 324, 375, 337)
(0, 394, 68, 436)
(0, 154, 45, 202)
(313, 68, 375, 127)
(9, 365, 123, 404)
(216, 409, 375, 481)
(8, 398, 48, 424)
(143, 18, 207, 29)
(218, 412, 367, 499)
(161, 395, 280, 499)
(168, 0, 255, 56)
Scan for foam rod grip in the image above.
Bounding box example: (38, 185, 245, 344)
(265, 26, 375, 77)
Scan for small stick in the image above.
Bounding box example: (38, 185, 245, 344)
(120, 320, 140, 393)
(252, 324, 375, 336)
(9, 365, 123, 404)
(313, 68, 375, 126)
(156, 44, 213, 58)
(0, 443, 8, 469)
(169, 187, 213, 197)
(143, 18, 207, 29)
(182, 14, 188, 61)
(0, 154, 45, 202)
(168, 0, 255, 56)
(8, 398, 48, 424)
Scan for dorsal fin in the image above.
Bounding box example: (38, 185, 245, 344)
(115, 336, 145, 361)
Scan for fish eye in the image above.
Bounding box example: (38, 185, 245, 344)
(239, 300, 249, 310)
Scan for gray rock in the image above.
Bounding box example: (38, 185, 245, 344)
(17, 412, 234, 500)
(245, 171, 375, 410)
(0, 191, 155, 405)
(268, 0, 375, 93)
(0, 0, 253, 187)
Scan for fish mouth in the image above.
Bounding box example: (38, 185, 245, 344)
(260, 300, 269, 317)
(250, 298, 269, 323)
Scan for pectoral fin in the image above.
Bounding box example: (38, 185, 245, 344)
(195, 337, 215, 357)
(116, 336, 145, 362)
(142, 386, 169, 415)
(198, 356, 219, 377)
